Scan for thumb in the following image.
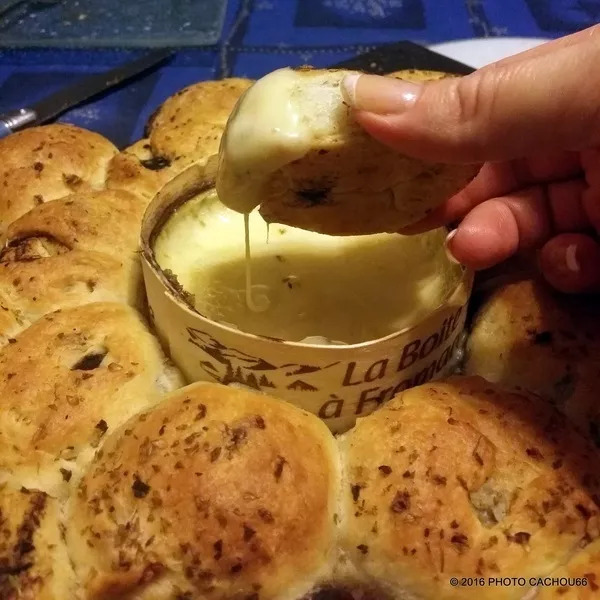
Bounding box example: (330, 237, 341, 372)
(342, 37, 600, 163)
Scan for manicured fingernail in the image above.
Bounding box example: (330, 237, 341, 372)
(444, 229, 461, 265)
(565, 244, 580, 272)
(341, 73, 360, 106)
(341, 73, 422, 113)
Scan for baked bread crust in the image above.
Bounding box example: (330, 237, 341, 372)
(105, 138, 178, 202)
(107, 79, 252, 203)
(464, 279, 600, 441)
(217, 68, 478, 235)
(66, 381, 339, 600)
(0, 188, 149, 326)
(147, 78, 253, 162)
(0, 303, 183, 498)
(0, 486, 76, 600)
(0, 124, 117, 235)
(339, 376, 600, 599)
(0, 249, 136, 345)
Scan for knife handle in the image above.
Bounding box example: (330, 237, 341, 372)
(0, 108, 37, 139)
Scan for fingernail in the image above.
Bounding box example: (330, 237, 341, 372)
(565, 243, 580, 272)
(444, 229, 461, 265)
(341, 73, 422, 114)
(341, 73, 360, 106)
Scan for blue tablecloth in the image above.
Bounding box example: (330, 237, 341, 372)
(0, 0, 596, 148)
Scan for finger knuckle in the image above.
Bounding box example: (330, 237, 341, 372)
(453, 72, 495, 129)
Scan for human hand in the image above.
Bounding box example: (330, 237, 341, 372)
(342, 26, 600, 293)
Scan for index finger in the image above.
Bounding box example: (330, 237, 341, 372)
(400, 151, 581, 234)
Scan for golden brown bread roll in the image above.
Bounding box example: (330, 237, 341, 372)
(0, 124, 117, 234)
(107, 79, 253, 203)
(0, 486, 76, 600)
(338, 376, 600, 600)
(105, 138, 178, 202)
(106, 78, 251, 202)
(0, 303, 182, 497)
(386, 69, 457, 81)
(147, 78, 253, 162)
(0, 188, 148, 319)
(464, 279, 600, 442)
(66, 382, 339, 600)
(0, 251, 138, 346)
(537, 537, 600, 599)
(3, 188, 145, 259)
(216, 68, 478, 235)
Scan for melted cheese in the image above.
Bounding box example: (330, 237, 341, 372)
(154, 191, 461, 345)
(216, 67, 358, 315)
(216, 67, 351, 214)
(244, 213, 270, 313)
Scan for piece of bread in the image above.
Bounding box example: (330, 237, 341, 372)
(0, 486, 76, 600)
(3, 188, 145, 259)
(386, 69, 456, 81)
(147, 78, 253, 162)
(0, 303, 183, 498)
(0, 188, 147, 313)
(0, 250, 137, 345)
(105, 138, 180, 202)
(0, 124, 117, 235)
(536, 537, 600, 599)
(66, 381, 340, 600)
(216, 68, 478, 235)
(0, 251, 133, 342)
(108, 79, 253, 204)
(464, 278, 600, 442)
(338, 376, 600, 600)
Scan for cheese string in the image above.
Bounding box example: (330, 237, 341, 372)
(244, 213, 270, 313)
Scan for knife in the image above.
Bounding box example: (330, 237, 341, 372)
(332, 40, 475, 75)
(0, 48, 172, 139)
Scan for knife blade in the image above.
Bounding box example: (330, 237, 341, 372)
(332, 40, 474, 75)
(0, 48, 172, 139)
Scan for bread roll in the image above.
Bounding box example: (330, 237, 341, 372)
(216, 68, 478, 235)
(106, 138, 179, 202)
(147, 78, 253, 163)
(0, 486, 76, 599)
(0, 303, 183, 497)
(0, 250, 135, 345)
(0, 124, 117, 234)
(3, 188, 145, 259)
(66, 382, 339, 600)
(537, 537, 600, 599)
(0, 188, 147, 311)
(464, 279, 600, 440)
(108, 79, 253, 204)
(387, 69, 457, 82)
(338, 376, 600, 600)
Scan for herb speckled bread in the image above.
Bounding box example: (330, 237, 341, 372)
(0, 486, 77, 600)
(0, 303, 183, 498)
(66, 382, 340, 600)
(464, 278, 600, 444)
(338, 376, 600, 599)
(0, 71, 599, 600)
(0, 124, 117, 236)
(107, 78, 253, 202)
(217, 68, 478, 235)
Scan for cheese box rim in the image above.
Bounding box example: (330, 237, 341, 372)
(140, 163, 475, 351)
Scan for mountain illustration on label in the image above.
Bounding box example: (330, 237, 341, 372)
(187, 327, 331, 392)
(285, 362, 339, 376)
(287, 380, 319, 392)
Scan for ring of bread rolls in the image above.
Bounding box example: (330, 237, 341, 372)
(0, 74, 599, 600)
